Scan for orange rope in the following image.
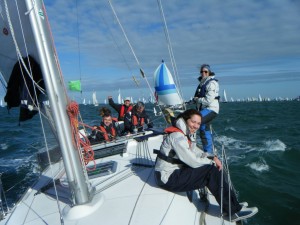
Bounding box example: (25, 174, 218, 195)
(67, 101, 95, 170)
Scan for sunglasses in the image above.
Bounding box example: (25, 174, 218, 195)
(200, 70, 209, 74)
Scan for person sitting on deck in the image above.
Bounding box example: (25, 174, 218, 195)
(124, 101, 153, 134)
(108, 96, 133, 121)
(89, 107, 119, 143)
(154, 109, 258, 222)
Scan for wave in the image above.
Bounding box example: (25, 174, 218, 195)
(214, 135, 254, 152)
(0, 143, 8, 150)
(263, 139, 286, 152)
(247, 158, 269, 172)
(224, 126, 236, 132)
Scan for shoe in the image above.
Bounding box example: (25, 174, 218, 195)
(230, 207, 258, 222)
(198, 188, 208, 201)
(239, 202, 248, 208)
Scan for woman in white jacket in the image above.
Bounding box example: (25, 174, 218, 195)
(193, 64, 219, 156)
(155, 109, 258, 222)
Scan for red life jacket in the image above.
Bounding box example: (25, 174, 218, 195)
(119, 105, 132, 120)
(99, 125, 116, 141)
(164, 126, 191, 147)
(132, 115, 144, 126)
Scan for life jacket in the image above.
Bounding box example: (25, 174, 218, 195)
(195, 78, 220, 100)
(119, 105, 132, 120)
(132, 115, 144, 127)
(164, 126, 191, 147)
(154, 126, 191, 165)
(99, 125, 116, 141)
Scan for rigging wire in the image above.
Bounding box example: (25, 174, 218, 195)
(107, 0, 169, 125)
(107, 0, 158, 106)
(92, 0, 134, 74)
(75, 0, 83, 99)
(156, 0, 186, 110)
(211, 126, 239, 223)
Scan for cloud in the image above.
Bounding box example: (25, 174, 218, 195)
(43, 0, 300, 99)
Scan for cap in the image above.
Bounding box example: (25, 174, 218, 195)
(124, 97, 131, 102)
(200, 64, 211, 73)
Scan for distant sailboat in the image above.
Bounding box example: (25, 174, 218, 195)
(82, 98, 87, 105)
(153, 60, 183, 106)
(223, 89, 228, 103)
(118, 89, 122, 104)
(92, 91, 99, 106)
(258, 94, 262, 102)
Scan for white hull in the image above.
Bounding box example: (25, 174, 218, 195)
(1, 132, 234, 225)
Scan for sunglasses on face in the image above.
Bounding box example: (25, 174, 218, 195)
(200, 70, 209, 74)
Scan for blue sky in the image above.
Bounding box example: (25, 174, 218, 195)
(3, 0, 299, 103)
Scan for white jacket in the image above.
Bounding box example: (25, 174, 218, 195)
(154, 118, 213, 184)
(195, 76, 219, 114)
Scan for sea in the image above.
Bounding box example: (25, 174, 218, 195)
(0, 101, 299, 225)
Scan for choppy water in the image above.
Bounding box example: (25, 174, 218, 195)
(0, 101, 300, 225)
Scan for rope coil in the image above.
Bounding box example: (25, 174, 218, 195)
(67, 101, 95, 169)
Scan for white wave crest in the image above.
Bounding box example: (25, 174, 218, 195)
(225, 126, 236, 132)
(0, 143, 8, 150)
(247, 158, 269, 172)
(264, 139, 286, 152)
(215, 135, 238, 145)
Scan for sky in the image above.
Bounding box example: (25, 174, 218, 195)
(2, 0, 299, 103)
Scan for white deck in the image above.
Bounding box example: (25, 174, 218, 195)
(1, 133, 234, 225)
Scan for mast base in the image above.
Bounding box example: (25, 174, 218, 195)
(62, 193, 104, 220)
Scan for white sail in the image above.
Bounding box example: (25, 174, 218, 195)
(118, 89, 122, 104)
(153, 61, 182, 106)
(92, 91, 98, 106)
(258, 94, 262, 102)
(223, 89, 228, 102)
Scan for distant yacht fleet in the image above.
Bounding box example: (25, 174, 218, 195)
(0, 91, 298, 108)
(220, 90, 299, 102)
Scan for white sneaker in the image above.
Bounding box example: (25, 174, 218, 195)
(239, 202, 248, 208)
(230, 207, 258, 222)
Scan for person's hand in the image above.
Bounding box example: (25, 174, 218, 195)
(213, 157, 222, 171)
(193, 97, 198, 102)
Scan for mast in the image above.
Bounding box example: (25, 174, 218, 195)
(25, 0, 91, 204)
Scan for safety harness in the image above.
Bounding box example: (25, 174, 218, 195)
(154, 126, 191, 165)
(195, 78, 220, 100)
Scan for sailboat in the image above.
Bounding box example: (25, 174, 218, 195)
(223, 89, 228, 103)
(117, 89, 122, 104)
(0, 1, 239, 225)
(92, 91, 99, 106)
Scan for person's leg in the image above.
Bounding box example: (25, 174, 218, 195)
(204, 166, 242, 215)
(199, 109, 217, 154)
(159, 166, 242, 215)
